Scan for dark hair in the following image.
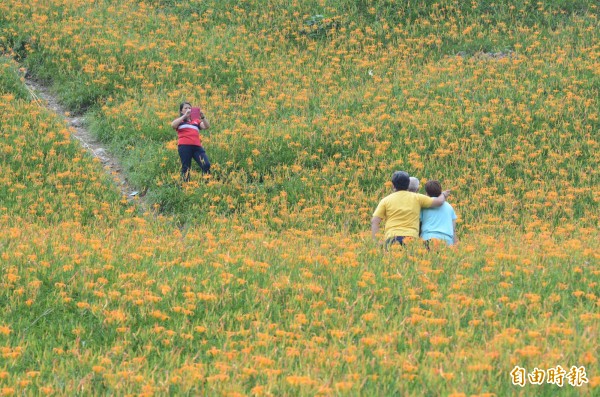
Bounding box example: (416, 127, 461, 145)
(425, 180, 442, 197)
(179, 101, 191, 114)
(391, 171, 410, 191)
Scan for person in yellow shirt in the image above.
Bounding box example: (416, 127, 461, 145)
(371, 171, 450, 246)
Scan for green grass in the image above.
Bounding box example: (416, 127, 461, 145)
(0, 1, 598, 395)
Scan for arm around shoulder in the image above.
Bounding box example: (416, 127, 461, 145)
(430, 190, 451, 207)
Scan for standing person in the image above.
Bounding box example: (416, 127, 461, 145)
(171, 101, 211, 181)
(420, 180, 458, 246)
(371, 171, 450, 246)
(408, 177, 420, 192)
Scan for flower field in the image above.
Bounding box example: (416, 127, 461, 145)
(1, 0, 599, 395)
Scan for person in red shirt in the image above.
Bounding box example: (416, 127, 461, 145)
(171, 102, 211, 181)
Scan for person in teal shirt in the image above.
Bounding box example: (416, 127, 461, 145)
(420, 180, 457, 246)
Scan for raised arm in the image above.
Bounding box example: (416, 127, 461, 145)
(171, 108, 191, 129)
(198, 110, 210, 130)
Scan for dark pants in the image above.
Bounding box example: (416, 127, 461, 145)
(178, 145, 210, 181)
(386, 236, 406, 248)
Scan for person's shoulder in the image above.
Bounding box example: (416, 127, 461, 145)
(380, 193, 394, 202)
(445, 202, 456, 214)
(386, 190, 404, 197)
(379, 191, 400, 205)
(392, 190, 415, 198)
(416, 193, 434, 202)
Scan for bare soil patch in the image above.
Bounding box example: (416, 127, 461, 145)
(24, 77, 150, 211)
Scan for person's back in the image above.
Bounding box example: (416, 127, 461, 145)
(378, 190, 430, 239)
(420, 181, 457, 245)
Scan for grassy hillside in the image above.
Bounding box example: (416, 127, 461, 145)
(1, 0, 598, 232)
(1, 0, 599, 395)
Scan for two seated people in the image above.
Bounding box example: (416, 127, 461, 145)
(371, 171, 457, 248)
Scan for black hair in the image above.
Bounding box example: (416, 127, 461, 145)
(179, 101, 192, 115)
(391, 171, 410, 191)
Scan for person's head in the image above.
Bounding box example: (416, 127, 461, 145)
(425, 180, 442, 197)
(179, 101, 192, 115)
(408, 177, 420, 192)
(391, 171, 410, 191)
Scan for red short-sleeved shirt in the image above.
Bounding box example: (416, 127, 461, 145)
(175, 119, 203, 146)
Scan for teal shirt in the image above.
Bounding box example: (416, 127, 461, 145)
(420, 202, 457, 245)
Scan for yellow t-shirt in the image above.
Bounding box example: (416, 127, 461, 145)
(373, 191, 434, 239)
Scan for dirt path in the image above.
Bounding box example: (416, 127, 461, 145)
(24, 77, 150, 212)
